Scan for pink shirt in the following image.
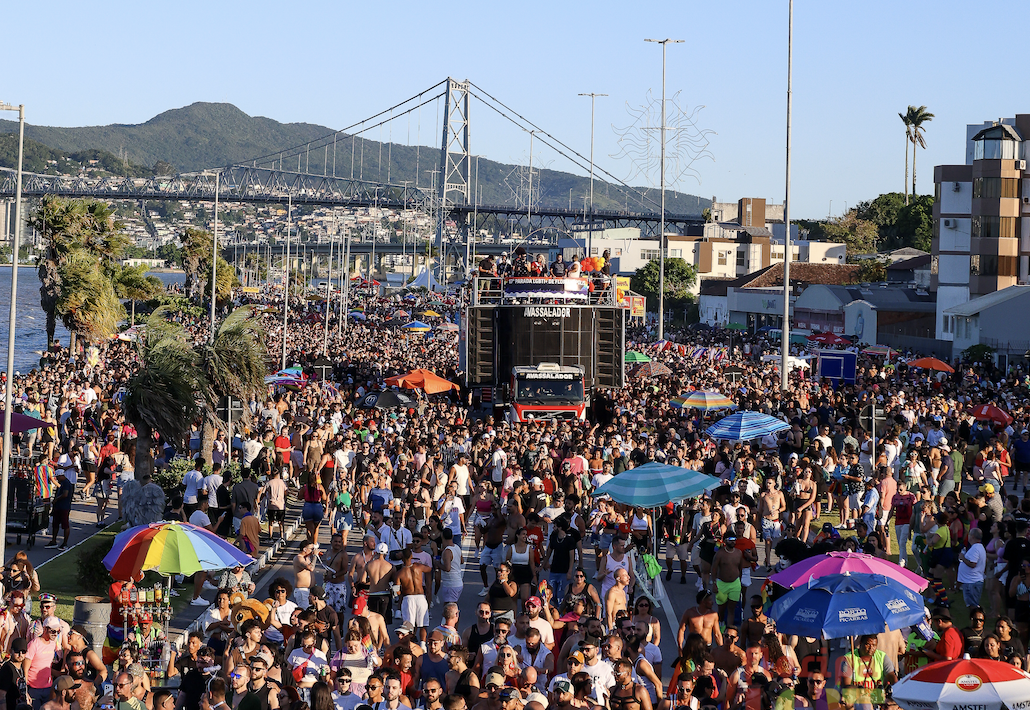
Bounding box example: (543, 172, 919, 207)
(25, 634, 58, 688)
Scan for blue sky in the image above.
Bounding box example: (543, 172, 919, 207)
(4, 0, 1024, 218)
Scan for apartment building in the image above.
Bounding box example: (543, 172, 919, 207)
(933, 116, 1030, 344)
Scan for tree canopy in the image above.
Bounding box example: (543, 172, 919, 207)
(630, 257, 698, 313)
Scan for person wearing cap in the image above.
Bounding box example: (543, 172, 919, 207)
(23, 618, 61, 710)
(41, 675, 81, 710)
(935, 439, 956, 505)
(421, 630, 450, 690)
(30, 594, 70, 643)
(921, 607, 963, 662)
(364, 543, 397, 626)
(0, 637, 28, 710)
(576, 635, 614, 705)
(308, 585, 342, 653)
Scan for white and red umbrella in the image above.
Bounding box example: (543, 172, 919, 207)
(893, 658, 1030, 710)
(969, 403, 1014, 426)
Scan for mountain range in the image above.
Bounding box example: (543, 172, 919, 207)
(0, 102, 708, 215)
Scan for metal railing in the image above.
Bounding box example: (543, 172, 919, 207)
(470, 275, 619, 306)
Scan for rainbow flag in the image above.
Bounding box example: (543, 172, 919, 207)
(34, 461, 55, 499)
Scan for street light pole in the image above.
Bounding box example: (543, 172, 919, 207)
(209, 170, 220, 343)
(527, 131, 538, 237)
(780, 0, 794, 391)
(645, 38, 683, 341)
(281, 193, 292, 370)
(0, 101, 25, 566)
(579, 93, 607, 258)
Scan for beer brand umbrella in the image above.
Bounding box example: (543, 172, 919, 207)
(908, 357, 954, 373)
(705, 411, 789, 441)
(593, 462, 719, 507)
(625, 351, 651, 363)
(892, 658, 1030, 710)
(769, 572, 925, 638)
(769, 551, 928, 592)
(968, 403, 1013, 426)
(358, 391, 415, 409)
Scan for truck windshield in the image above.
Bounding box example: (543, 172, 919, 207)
(515, 378, 584, 402)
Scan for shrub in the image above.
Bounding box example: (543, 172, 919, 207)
(76, 535, 116, 594)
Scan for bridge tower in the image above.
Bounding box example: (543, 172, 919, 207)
(434, 78, 471, 285)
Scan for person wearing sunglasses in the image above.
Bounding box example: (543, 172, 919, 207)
(226, 666, 250, 710)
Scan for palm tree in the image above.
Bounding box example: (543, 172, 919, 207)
(30, 197, 129, 347)
(56, 251, 126, 351)
(905, 105, 935, 198)
(180, 227, 213, 302)
(899, 111, 913, 205)
(114, 264, 165, 325)
(195, 306, 268, 463)
(122, 312, 205, 480)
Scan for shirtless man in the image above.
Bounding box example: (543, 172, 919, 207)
(758, 477, 786, 568)
(397, 548, 433, 641)
(323, 533, 350, 611)
(348, 534, 377, 592)
(479, 514, 508, 591)
(677, 590, 721, 649)
(604, 569, 631, 631)
(293, 541, 317, 608)
(608, 658, 653, 710)
(710, 535, 747, 628)
(793, 468, 817, 543)
(711, 626, 747, 677)
(363, 542, 397, 625)
(740, 596, 773, 649)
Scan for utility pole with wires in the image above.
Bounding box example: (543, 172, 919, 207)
(645, 38, 683, 341)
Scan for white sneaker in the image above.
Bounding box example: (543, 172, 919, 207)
(478, 588, 489, 597)
(169, 589, 181, 597)
(202, 580, 218, 591)
(695, 578, 704, 592)
(190, 597, 208, 606)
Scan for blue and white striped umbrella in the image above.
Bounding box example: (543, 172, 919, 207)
(593, 462, 720, 507)
(705, 411, 790, 442)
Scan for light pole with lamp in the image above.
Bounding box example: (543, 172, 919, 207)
(578, 92, 607, 258)
(209, 170, 220, 343)
(645, 38, 683, 341)
(0, 101, 25, 565)
(281, 193, 292, 370)
(780, 0, 794, 391)
(526, 131, 538, 238)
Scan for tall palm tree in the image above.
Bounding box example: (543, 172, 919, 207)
(122, 312, 205, 481)
(180, 227, 213, 302)
(56, 250, 126, 351)
(195, 306, 268, 463)
(30, 197, 130, 347)
(899, 111, 913, 205)
(906, 105, 935, 198)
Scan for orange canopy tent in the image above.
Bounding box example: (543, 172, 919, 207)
(384, 368, 460, 394)
(908, 357, 955, 373)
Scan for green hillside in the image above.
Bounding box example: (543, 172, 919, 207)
(0, 102, 708, 215)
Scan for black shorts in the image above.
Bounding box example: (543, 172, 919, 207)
(1016, 461, 1030, 473)
(268, 508, 286, 523)
(52, 508, 70, 531)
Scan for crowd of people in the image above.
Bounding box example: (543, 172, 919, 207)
(0, 272, 1028, 710)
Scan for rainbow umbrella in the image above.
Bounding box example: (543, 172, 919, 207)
(671, 391, 736, 411)
(103, 521, 254, 579)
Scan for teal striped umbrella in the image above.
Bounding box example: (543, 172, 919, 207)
(593, 462, 720, 507)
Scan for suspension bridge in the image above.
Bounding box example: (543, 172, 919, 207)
(0, 78, 705, 274)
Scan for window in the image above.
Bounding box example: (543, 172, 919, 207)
(931, 256, 939, 275)
(736, 250, 746, 268)
(942, 315, 950, 334)
(640, 249, 658, 261)
(975, 138, 1018, 160)
(717, 251, 727, 266)
(971, 216, 1017, 238)
(970, 255, 980, 275)
(669, 249, 682, 258)
(973, 177, 1019, 198)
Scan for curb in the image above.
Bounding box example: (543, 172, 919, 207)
(170, 514, 304, 651)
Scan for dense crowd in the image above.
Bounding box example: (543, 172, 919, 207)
(0, 271, 1028, 710)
